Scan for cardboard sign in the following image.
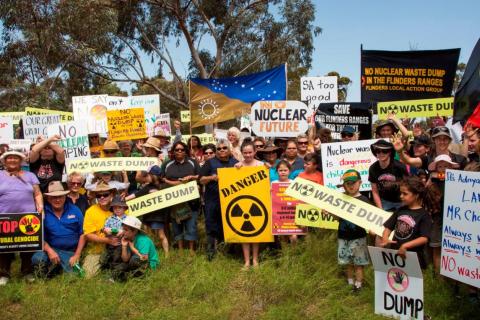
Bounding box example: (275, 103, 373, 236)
(301, 76, 338, 110)
(129, 94, 160, 135)
(0, 116, 13, 143)
(107, 108, 147, 141)
(377, 97, 454, 120)
(440, 170, 480, 288)
(250, 100, 311, 137)
(321, 139, 378, 191)
(127, 181, 200, 217)
(180, 110, 191, 122)
(295, 203, 339, 230)
(66, 157, 157, 174)
(47, 121, 90, 160)
(369, 246, 424, 320)
(271, 182, 307, 235)
(23, 115, 61, 141)
(154, 113, 172, 136)
(72, 94, 109, 134)
(218, 167, 274, 243)
(25, 107, 73, 122)
(0, 213, 43, 253)
(285, 178, 392, 236)
(0, 112, 24, 125)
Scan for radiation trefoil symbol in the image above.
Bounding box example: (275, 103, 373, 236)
(300, 184, 314, 197)
(226, 195, 268, 237)
(198, 98, 220, 120)
(307, 208, 320, 222)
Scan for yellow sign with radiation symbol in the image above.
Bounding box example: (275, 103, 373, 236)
(218, 166, 274, 243)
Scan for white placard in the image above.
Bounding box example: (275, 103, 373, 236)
(301, 76, 338, 111)
(129, 94, 160, 136)
(23, 115, 61, 141)
(0, 116, 13, 143)
(155, 113, 171, 136)
(321, 139, 379, 191)
(369, 246, 424, 320)
(72, 94, 109, 134)
(47, 121, 90, 160)
(440, 169, 480, 288)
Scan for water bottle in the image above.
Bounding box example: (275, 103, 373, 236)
(111, 228, 118, 236)
(73, 263, 86, 278)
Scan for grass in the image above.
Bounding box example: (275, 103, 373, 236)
(0, 230, 478, 320)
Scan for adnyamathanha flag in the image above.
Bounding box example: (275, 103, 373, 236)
(189, 65, 287, 127)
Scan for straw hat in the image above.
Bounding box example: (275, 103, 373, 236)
(44, 181, 70, 196)
(103, 139, 119, 151)
(0, 150, 26, 162)
(92, 181, 115, 193)
(142, 137, 161, 152)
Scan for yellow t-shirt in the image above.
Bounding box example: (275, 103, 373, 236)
(83, 204, 112, 254)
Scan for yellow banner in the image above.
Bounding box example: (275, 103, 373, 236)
(0, 112, 25, 125)
(285, 178, 392, 236)
(218, 166, 274, 243)
(25, 107, 74, 122)
(295, 204, 339, 230)
(107, 108, 147, 141)
(127, 181, 200, 217)
(180, 110, 191, 122)
(66, 157, 157, 174)
(377, 97, 453, 119)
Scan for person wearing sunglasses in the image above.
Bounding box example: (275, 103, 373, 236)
(296, 134, 311, 159)
(199, 139, 238, 260)
(340, 126, 357, 142)
(368, 140, 408, 211)
(67, 172, 89, 215)
(201, 144, 216, 165)
(83, 182, 119, 278)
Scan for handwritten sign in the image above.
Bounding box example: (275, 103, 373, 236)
(271, 182, 307, 235)
(315, 103, 372, 140)
(377, 97, 454, 120)
(0, 116, 13, 143)
(251, 100, 311, 137)
(47, 121, 90, 160)
(440, 169, 480, 288)
(129, 94, 160, 136)
(321, 139, 379, 191)
(369, 246, 424, 320)
(180, 110, 191, 123)
(295, 203, 339, 230)
(0, 112, 24, 125)
(107, 108, 147, 141)
(178, 133, 215, 145)
(301, 76, 338, 110)
(154, 113, 171, 136)
(66, 157, 157, 174)
(25, 107, 73, 122)
(23, 115, 61, 141)
(72, 94, 109, 134)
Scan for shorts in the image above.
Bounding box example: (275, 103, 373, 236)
(429, 214, 442, 248)
(172, 211, 198, 241)
(338, 237, 369, 266)
(148, 222, 165, 230)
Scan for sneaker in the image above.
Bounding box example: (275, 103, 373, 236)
(0, 276, 9, 286)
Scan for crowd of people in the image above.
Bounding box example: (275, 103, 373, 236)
(0, 115, 479, 304)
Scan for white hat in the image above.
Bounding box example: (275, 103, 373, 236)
(122, 215, 143, 232)
(0, 150, 26, 162)
(428, 154, 460, 171)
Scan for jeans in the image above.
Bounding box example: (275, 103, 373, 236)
(32, 249, 75, 277)
(172, 211, 198, 241)
(204, 199, 224, 241)
(381, 199, 403, 212)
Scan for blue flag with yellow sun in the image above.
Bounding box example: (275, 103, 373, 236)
(189, 65, 287, 127)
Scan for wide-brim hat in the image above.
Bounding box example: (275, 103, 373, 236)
(111, 195, 128, 208)
(142, 137, 162, 152)
(370, 139, 394, 157)
(0, 150, 26, 162)
(44, 181, 70, 196)
(122, 215, 144, 232)
(428, 154, 460, 171)
(430, 126, 452, 139)
(257, 142, 283, 158)
(375, 120, 399, 135)
(103, 139, 119, 151)
(92, 181, 115, 193)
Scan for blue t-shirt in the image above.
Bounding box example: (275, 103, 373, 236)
(44, 201, 84, 251)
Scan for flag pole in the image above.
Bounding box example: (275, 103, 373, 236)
(285, 63, 288, 100)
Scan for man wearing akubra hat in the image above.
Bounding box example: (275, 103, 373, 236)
(83, 181, 119, 278)
(368, 140, 408, 211)
(32, 181, 85, 278)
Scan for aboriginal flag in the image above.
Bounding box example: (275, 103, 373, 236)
(454, 38, 480, 124)
(189, 65, 287, 127)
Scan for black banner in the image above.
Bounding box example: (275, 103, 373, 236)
(361, 48, 460, 102)
(314, 103, 373, 140)
(0, 213, 43, 253)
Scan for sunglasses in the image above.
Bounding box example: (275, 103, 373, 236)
(375, 149, 391, 154)
(204, 151, 214, 155)
(341, 133, 354, 138)
(69, 182, 82, 186)
(297, 141, 308, 145)
(95, 192, 111, 199)
(174, 148, 185, 152)
(432, 126, 449, 135)
(217, 147, 228, 151)
(104, 150, 117, 154)
(254, 144, 265, 148)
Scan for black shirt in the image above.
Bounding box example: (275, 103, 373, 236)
(368, 160, 408, 203)
(200, 156, 238, 201)
(338, 194, 370, 240)
(30, 158, 65, 192)
(162, 158, 200, 180)
(134, 184, 166, 223)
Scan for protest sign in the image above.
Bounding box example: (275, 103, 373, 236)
(285, 177, 392, 236)
(129, 94, 160, 135)
(47, 121, 90, 160)
(271, 182, 307, 235)
(72, 94, 109, 134)
(250, 100, 311, 137)
(301, 76, 338, 110)
(0, 116, 13, 143)
(154, 113, 172, 136)
(361, 48, 460, 102)
(218, 167, 274, 243)
(180, 110, 191, 123)
(0, 112, 24, 125)
(107, 108, 147, 141)
(127, 181, 200, 217)
(440, 169, 480, 288)
(178, 133, 215, 145)
(295, 204, 339, 230)
(25, 107, 74, 123)
(23, 115, 61, 141)
(66, 157, 157, 174)
(315, 102, 373, 140)
(377, 97, 454, 120)
(368, 246, 424, 320)
(0, 213, 43, 253)
(107, 96, 129, 109)
(321, 139, 378, 191)
(6, 139, 31, 154)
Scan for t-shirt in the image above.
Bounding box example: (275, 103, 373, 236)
(0, 170, 39, 213)
(162, 158, 200, 180)
(83, 204, 112, 254)
(44, 201, 83, 251)
(30, 158, 65, 192)
(298, 171, 324, 185)
(200, 157, 238, 201)
(338, 195, 370, 240)
(383, 206, 432, 254)
(133, 233, 159, 269)
(368, 160, 408, 203)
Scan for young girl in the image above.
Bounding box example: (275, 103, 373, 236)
(380, 176, 436, 269)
